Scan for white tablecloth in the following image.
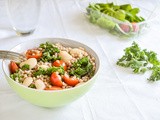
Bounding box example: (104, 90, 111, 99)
(1, 0, 160, 120)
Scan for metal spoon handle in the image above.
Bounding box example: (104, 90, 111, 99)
(0, 50, 25, 62)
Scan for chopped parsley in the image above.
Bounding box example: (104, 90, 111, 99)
(149, 66, 160, 81)
(21, 64, 30, 70)
(39, 42, 61, 62)
(33, 66, 65, 77)
(69, 57, 95, 78)
(10, 72, 21, 81)
(117, 42, 160, 81)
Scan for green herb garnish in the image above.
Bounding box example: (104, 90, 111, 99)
(29, 83, 36, 89)
(149, 66, 160, 81)
(21, 64, 30, 70)
(10, 72, 21, 81)
(39, 42, 61, 62)
(69, 57, 95, 78)
(33, 66, 65, 77)
(45, 66, 64, 75)
(117, 42, 160, 81)
(117, 42, 149, 73)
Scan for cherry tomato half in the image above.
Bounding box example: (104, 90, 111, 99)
(63, 74, 79, 87)
(26, 49, 42, 59)
(52, 60, 67, 70)
(50, 72, 63, 87)
(10, 61, 19, 73)
(45, 86, 63, 90)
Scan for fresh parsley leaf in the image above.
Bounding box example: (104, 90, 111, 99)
(29, 83, 36, 88)
(69, 57, 94, 78)
(117, 42, 149, 74)
(117, 42, 160, 81)
(45, 66, 64, 75)
(144, 50, 160, 66)
(10, 72, 21, 81)
(21, 64, 30, 70)
(149, 66, 160, 81)
(33, 66, 64, 77)
(39, 42, 61, 62)
(40, 42, 60, 54)
(33, 67, 46, 77)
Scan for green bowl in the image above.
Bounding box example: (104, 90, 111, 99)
(2, 38, 100, 108)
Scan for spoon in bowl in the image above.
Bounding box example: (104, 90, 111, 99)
(0, 50, 25, 62)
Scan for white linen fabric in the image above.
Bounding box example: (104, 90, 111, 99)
(0, 0, 160, 120)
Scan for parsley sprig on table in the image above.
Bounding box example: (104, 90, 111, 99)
(117, 42, 160, 81)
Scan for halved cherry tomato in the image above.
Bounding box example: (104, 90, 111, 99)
(10, 61, 19, 73)
(132, 22, 139, 32)
(50, 72, 63, 87)
(45, 86, 63, 90)
(52, 60, 67, 70)
(62, 74, 79, 87)
(26, 49, 42, 59)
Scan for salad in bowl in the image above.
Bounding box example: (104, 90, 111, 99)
(9, 41, 96, 90)
(2, 38, 100, 107)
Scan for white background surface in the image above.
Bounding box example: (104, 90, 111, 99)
(1, 0, 160, 120)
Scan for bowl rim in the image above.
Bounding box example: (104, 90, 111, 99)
(2, 37, 100, 93)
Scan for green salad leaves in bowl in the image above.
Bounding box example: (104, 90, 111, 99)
(77, 0, 160, 38)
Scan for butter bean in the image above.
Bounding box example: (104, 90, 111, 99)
(70, 48, 84, 58)
(20, 58, 37, 69)
(38, 65, 49, 70)
(23, 77, 33, 87)
(35, 80, 46, 90)
(59, 51, 72, 62)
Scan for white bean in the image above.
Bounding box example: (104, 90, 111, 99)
(20, 58, 37, 69)
(38, 65, 49, 70)
(59, 51, 72, 62)
(23, 77, 33, 87)
(35, 80, 46, 90)
(70, 48, 84, 58)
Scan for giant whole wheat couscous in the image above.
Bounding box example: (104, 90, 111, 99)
(9, 42, 96, 90)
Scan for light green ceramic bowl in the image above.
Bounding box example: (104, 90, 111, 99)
(2, 38, 100, 108)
